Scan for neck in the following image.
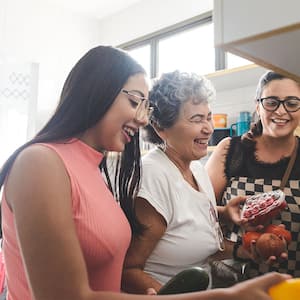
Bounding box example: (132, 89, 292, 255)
(164, 147, 190, 172)
(257, 135, 297, 161)
(162, 147, 199, 191)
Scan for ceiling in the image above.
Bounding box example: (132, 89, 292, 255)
(47, 0, 146, 20)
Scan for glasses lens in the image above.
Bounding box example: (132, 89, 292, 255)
(285, 98, 300, 112)
(262, 97, 279, 111)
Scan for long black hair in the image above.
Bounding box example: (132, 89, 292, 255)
(0, 45, 146, 236)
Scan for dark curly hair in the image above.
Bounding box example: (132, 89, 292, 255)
(143, 70, 215, 145)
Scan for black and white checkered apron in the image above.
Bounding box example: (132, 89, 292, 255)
(222, 176, 300, 277)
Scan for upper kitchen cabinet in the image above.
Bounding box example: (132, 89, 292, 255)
(213, 0, 300, 81)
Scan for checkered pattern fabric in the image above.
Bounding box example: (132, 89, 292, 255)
(222, 176, 300, 277)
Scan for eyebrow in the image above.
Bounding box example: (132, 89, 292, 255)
(127, 89, 146, 99)
(189, 111, 212, 120)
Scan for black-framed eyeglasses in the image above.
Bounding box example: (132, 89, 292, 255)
(121, 89, 154, 121)
(257, 96, 300, 112)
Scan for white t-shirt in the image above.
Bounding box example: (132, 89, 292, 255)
(138, 148, 219, 285)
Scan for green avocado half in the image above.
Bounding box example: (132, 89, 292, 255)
(157, 266, 210, 295)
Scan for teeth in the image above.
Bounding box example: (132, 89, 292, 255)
(124, 126, 135, 136)
(273, 119, 288, 123)
(195, 139, 208, 145)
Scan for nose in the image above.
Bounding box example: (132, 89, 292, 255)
(275, 102, 288, 114)
(202, 121, 214, 135)
(134, 113, 149, 127)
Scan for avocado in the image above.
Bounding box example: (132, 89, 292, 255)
(157, 267, 209, 295)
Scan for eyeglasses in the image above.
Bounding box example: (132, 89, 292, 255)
(121, 89, 154, 121)
(258, 96, 300, 112)
(209, 200, 225, 252)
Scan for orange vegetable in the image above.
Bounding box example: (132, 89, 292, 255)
(264, 224, 292, 244)
(255, 233, 286, 260)
(242, 231, 262, 251)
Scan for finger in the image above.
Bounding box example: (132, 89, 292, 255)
(240, 218, 249, 224)
(265, 256, 277, 265)
(146, 288, 157, 295)
(278, 224, 286, 229)
(256, 272, 292, 291)
(231, 196, 247, 205)
(280, 252, 288, 260)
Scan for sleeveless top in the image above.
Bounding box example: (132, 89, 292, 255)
(222, 136, 300, 278)
(2, 139, 131, 299)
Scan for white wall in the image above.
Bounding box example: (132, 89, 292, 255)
(0, 0, 102, 131)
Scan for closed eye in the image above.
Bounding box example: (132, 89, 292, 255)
(190, 112, 212, 123)
(129, 98, 139, 108)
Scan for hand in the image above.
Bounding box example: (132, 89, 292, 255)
(221, 196, 247, 225)
(228, 272, 292, 300)
(243, 237, 288, 265)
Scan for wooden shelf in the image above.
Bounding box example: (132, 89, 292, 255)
(205, 64, 267, 91)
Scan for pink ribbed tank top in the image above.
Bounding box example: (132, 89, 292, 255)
(2, 139, 131, 299)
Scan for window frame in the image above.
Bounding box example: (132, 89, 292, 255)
(118, 11, 226, 79)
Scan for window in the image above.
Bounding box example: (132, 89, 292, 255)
(157, 22, 215, 76)
(121, 13, 216, 79)
(120, 12, 252, 79)
(127, 44, 151, 78)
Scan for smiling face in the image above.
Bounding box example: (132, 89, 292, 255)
(82, 73, 149, 152)
(256, 78, 300, 139)
(162, 100, 214, 162)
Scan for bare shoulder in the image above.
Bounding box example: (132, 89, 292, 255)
(214, 137, 231, 155)
(11, 144, 66, 176)
(206, 137, 231, 165)
(6, 144, 70, 209)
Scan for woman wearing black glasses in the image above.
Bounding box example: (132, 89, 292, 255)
(206, 71, 300, 279)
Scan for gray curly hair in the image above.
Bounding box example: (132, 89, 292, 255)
(143, 70, 215, 145)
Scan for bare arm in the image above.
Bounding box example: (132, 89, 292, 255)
(6, 145, 96, 300)
(122, 197, 166, 294)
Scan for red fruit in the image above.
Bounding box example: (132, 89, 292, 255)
(242, 231, 262, 251)
(256, 233, 286, 260)
(264, 224, 292, 244)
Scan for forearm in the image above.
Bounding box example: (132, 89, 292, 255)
(86, 288, 233, 300)
(209, 238, 251, 262)
(122, 268, 162, 294)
